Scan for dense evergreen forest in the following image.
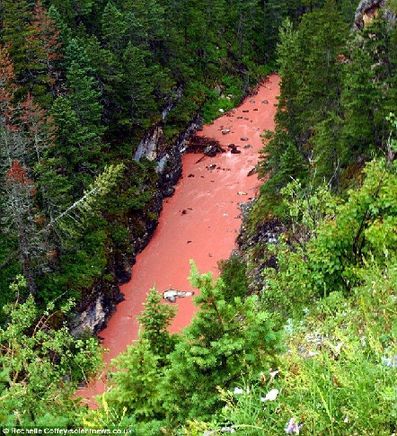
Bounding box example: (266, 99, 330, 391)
(1, 0, 397, 433)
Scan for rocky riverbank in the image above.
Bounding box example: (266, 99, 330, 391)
(71, 115, 202, 336)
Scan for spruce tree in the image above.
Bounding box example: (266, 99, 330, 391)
(101, 2, 128, 53)
(106, 339, 164, 419)
(121, 43, 158, 127)
(138, 288, 176, 359)
(161, 264, 280, 422)
(25, 0, 63, 106)
(1, 0, 30, 84)
(48, 40, 104, 205)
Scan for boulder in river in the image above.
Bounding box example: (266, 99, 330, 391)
(228, 143, 241, 154)
(187, 135, 225, 156)
(162, 186, 175, 197)
(204, 144, 220, 157)
(240, 137, 249, 141)
(163, 289, 195, 303)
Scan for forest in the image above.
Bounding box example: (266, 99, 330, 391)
(1, 0, 397, 434)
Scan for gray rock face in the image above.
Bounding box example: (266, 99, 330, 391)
(354, 0, 396, 30)
(70, 281, 124, 336)
(236, 200, 286, 293)
(134, 126, 163, 162)
(157, 116, 201, 199)
(71, 295, 107, 336)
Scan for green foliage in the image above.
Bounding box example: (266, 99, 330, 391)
(138, 288, 176, 359)
(308, 159, 397, 294)
(105, 339, 164, 419)
(209, 260, 397, 435)
(3, 0, 396, 432)
(1, 0, 30, 83)
(259, 2, 397, 220)
(0, 277, 101, 427)
(0, 0, 296, 315)
(161, 263, 281, 422)
(259, 4, 348, 206)
(89, 264, 281, 428)
(201, 75, 245, 124)
(218, 254, 249, 301)
(260, 159, 397, 322)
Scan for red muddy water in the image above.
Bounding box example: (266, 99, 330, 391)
(78, 74, 280, 406)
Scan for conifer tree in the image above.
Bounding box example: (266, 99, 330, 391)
(341, 17, 397, 157)
(105, 339, 164, 419)
(1, 0, 30, 84)
(162, 264, 280, 421)
(25, 0, 63, 105)
(122, 43, 158, 127)
(101, 2, 128, 53)
(4, 161, 40, 293)
(262, 2, 348, 198)
(138, 288, 176, 359)
(48, 40, 104, 206)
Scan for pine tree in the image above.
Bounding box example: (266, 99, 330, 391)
(138, 288, 176, 359)
(1, 0, 31, 84)
(341, 17, 397, 157)
(66, 62, 103, 138)
(121, 43, 158, 127)
(162, 263, 280, 421)
(262, 0, 289, 63)
(25, 0, 63, 106)
(48, 41, 105, 205)
(4, 161, 40, 293)
(101, 2, 128, 53)
(105, 339, 164, 419)
(262, 2, 348, 199)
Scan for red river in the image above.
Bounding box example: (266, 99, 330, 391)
(79, 74, 280, 406)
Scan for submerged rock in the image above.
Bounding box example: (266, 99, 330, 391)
(204, 144, 220, 157)
(188, 135, 225, 156)
(228, 144, 241, 154)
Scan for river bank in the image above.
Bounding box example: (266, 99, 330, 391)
(79, 74, 280, 406)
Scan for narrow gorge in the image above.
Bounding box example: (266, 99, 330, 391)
(79, 74, 280, 405)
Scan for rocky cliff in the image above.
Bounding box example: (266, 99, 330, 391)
(71, 109, 201, 336)
(354, 0, 396, 29)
